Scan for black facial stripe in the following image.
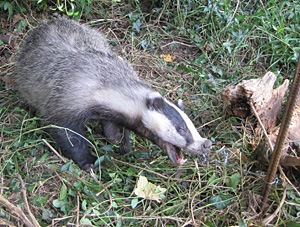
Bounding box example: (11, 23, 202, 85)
(161, 101, 194, 144)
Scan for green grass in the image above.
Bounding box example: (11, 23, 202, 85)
(1, 0, 300, 226)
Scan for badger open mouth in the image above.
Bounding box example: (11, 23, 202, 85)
(165, 143, 187, 166)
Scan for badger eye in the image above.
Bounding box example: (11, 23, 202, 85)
(177, 126, 187, 135)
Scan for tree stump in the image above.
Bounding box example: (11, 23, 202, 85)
(221, 72, 300, 167)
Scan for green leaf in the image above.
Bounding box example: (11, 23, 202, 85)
(68, 188, 76, 197)
(177, 65, 197, 73)
(207, 173, 221, 186)
(3, 2, 12, 10)
(59, 183, 67, 200)
(126, 167, 136, 177)
(102, 144, 113, 152)
(38, 153, 49, 163)
(228, 173, 241, 191)
(27, 121, 37, 129)
(81, 199, 87, 211)
(237, 219, 247, 227)
(228, 117, 238, 123)
(42, 208, 54, 222)
(131, 198, 139, 209)
(53, 199, 66, 208)
(222, 41, 232, 47)
(204, 220, 215, 227)
(109, 172, 116, 179)
(115, 213, 122, 227)
(279, 221, 300, 227)
(80, 217, 93, 226)
(94, 155, 105, 166)
(61, 162, 75, 172)
(209, 194, 232, 209)
(74, 181, 83, 190)
(132, 19, 142, 33)
(112, 201, 118, 208)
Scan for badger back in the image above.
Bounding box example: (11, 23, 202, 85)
(14, 18, 141, 120)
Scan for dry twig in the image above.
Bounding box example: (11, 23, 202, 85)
(18, 174, 41, 227)
(0, 194, 36, 227)
(42, 139, 67, 163)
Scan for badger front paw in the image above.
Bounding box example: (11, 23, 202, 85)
(77, 154, 97, 172)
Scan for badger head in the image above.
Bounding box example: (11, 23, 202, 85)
(142, 92, 212, 165)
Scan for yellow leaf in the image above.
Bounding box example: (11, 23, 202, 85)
(134, 176, 167, 203)
(160, 54, 175, 62)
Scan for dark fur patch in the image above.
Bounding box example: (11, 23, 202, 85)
(161, 101, 194, 145)
(48, 122, 97, 171)
(146, 96, 164, 110)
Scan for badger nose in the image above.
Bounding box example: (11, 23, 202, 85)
(186, 138, 212, 154)
(202, 139, 212, 150)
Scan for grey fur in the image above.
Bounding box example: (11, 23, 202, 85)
(14, 18, 211, 170)
(15, 18, 148, 122)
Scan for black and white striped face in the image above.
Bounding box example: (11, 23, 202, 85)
(142, 93, 212, 165)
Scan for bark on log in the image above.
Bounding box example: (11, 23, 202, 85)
(221, 72, 300, 167)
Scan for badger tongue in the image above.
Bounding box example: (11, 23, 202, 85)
(165, 143, 187, 166)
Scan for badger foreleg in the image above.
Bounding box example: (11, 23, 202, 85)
(49, 124, 97, 171)
(101, 122, 132, 154)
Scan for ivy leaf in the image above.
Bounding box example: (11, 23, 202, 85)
(209, 194, 232, 209)
(80, 217, 93, 226)
(53, 199, 66, 208)
(228, 173, 241, 191)
(134, 176, 167, 203)
(207, 173, 221, 186)
(132, 19, 142, 33)
(81, 199, 87, 211)
(59, 183, 67, 200)
(131, 198, 139, 209)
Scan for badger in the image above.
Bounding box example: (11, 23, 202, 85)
(14, 18, 212, 171)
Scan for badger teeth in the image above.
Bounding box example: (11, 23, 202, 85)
(177, 157, 187, 166)
(165, 143, 186, 166)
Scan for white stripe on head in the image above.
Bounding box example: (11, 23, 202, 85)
(142, 109, 187, 147)
(142, 92, 187, 147)
(164, 99, 202, 141)
(176, 99, 184, 110)
(142, 92, 207, 149)
(164, 99, 210, 153)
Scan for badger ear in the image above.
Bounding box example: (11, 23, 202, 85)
(176, 99, 185, 110)
(146, 93, 164, 110)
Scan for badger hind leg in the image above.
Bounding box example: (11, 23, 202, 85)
(101, 122, 132, 154)
(49, 125, 97, 171)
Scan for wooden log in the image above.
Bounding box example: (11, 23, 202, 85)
(222, 72, 289, 131)
(221, 72, 300, 167)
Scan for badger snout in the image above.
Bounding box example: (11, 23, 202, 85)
(164, 138, 212, 166)
(186, 138, 212, 154)
(203, 139, 212, 149)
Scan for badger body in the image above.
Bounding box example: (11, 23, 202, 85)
(14, 18, 211, 171)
